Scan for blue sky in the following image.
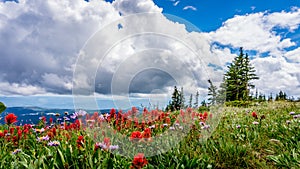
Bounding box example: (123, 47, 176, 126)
(0, 0, 299, 109)
(153, 0, 299, 31)
(151, 0, 300, 46)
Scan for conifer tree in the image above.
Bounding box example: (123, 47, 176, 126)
(168, 86, 181, 111)
(268, 93, 273, 101)
(208, 79, 217, 105)
(189, 94, 193, 108)
(224, 47, 259, 101)
(194, 91, 199, 108)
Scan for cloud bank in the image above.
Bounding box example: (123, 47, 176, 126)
(0, 0, 300, 100)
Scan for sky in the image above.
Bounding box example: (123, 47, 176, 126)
(0, 0, 299, 109)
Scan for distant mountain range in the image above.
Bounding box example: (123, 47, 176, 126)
(0, 106, 113, 125)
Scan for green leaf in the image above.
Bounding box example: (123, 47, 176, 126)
(0, 102, 6, 114)
(18, 161, 29, 168)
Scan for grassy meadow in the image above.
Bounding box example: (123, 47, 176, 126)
(0, 101, 299, 169)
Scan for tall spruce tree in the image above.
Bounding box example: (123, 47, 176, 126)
(224, 47, 259, 101)
(194, 91, 199, 108)
(179, 87, 185, 108)
(208, 79, 217, 105)
(189, 94, 193, 108)
(275, 90, 287, 101)
(168, 86, 181, 111)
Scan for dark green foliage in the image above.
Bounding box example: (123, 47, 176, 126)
(275, 90, 287, 101)
(207, 79, 217, 105)
(225, 100, 251, 107)
(0, 102, 6, 114)
(268, 93, 273, 101)
(223, 47, 259, 101)
(167, 86, 182, 111)
(188, 94, 193, 108)
(194, 91, 199, 108)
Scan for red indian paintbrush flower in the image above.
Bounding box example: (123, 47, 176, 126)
(131, 153, 148, 169)
(5, 113, 17, 125)
(10, 127, 15, 135)
(76, 135, 85, 148)
(142, 128, 151, 139)
(130, 131, 142, 141)
(252, 112, 258, 119)
(103, 137, 110, 146)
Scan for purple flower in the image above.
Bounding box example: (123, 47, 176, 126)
(201, 125, 210, 130)
(12, 149, 22, 155)
(236, 125, 241, 129)
(109, 145, 119, 151)
(37, 135, 50, 142)
(97, 142, 107, 149)
(48, 141, 60, 146)
(286, 120, 291, 124)
(199, 122, 205, 126)
(252, 121, 259, 125)
(71, 110, 87, 119)
(289, 112, 295, 115)
(70, 114, 77, 119)
(95, 142, 119, 151)
(293, 114, 300, 119)
(64, 117, 70, 121)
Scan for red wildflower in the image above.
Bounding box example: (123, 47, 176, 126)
(103, 137, 110, 147)
(131, 153, 148, 169)
(76, 135, 85, 148)
(23, 128, 29, 134)
(132, 107, 138, 114)
(10, 127, 15, 134)
(165, 117, 171, 124)
(47, 131, 54, 139)
(41, 116, 46, 123)
(70, 120, 81, 130)
(52, 127, 57, 136)
(17, 129, 22, 138)
(252, 112, 258, 119)
(12, 136, 18, 144)
(203, 112, 208, 120)
(5, 113, 17, 125)
(130, 131, 142, 141)
(49, 117, 53, 124)
(142, 128, 151, 141)
(110, 108, 116, 119)
(134, 118, 139, 127)
(0, 131, 4, 138)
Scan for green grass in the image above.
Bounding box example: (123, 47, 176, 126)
(0, 101, 299, 168)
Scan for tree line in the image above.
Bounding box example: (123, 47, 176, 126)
(167, 47, 298, 110)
